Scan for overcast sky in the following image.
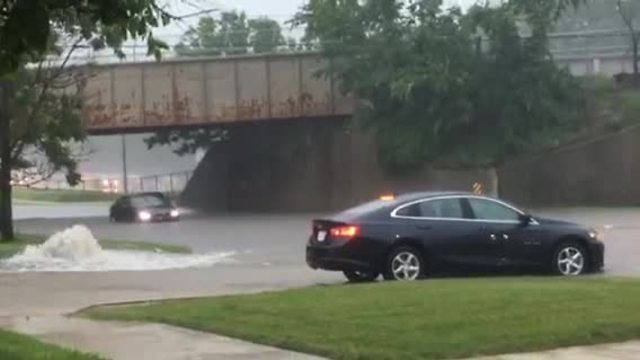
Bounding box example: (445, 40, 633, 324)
(155, 0, 486, 41)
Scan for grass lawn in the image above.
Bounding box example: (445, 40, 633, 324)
(12, 187, 119, 203)
(86, 277, 640, 360)
(0, 329, 103, 360)
(0, 234, 191, 259)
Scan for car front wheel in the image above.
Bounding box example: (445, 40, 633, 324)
(553, 242, 588, 276)
(384, 246, 424, 281)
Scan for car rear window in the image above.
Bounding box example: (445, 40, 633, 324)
(339, 200, 392, 217)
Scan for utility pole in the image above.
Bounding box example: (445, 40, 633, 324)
(121, 134, 129, 194)
(0, 81, 15, 240)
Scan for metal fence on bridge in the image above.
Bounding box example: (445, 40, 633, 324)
(31, 170, 194, 195)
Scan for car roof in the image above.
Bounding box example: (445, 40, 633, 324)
(334, 191, 477, 221)
(389, 191, 475, 205)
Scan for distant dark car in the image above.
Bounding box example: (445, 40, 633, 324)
(109, 192, 180, 223)
(306, 192, 604, 282)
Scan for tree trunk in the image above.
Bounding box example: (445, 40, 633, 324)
(0, 82, 14, 241)
(487, 166, 499, 198)
(633, 36, 640, 88)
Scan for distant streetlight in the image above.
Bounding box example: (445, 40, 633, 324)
(121, 134, 128, 194)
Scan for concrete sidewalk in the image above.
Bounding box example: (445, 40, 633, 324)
(6, 315, 324, 360)
(473, 341, 640, 360)
(11, 313, 640, 360)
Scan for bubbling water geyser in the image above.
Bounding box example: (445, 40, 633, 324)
(0, 225, 234, 272)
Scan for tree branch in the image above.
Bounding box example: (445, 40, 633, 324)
(10, 37, 84, 164)
(618, 0, 636, 34)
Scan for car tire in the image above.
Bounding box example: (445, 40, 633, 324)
(383, 246, 425, 281)
(552, 241, 589, 276)
(343, 270, 379, 283)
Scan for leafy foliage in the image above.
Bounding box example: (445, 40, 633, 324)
(174, 11, 285, 56)
(293, 0, 585, 170)
(144, 128, 228, 156)
(0, 0, 171, 76)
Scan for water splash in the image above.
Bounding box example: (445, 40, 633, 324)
(0, 225, 234, 272)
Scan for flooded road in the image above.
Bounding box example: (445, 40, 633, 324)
(3, 203, 640, 321)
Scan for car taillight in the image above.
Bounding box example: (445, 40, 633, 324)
(330, 225, 360, 240)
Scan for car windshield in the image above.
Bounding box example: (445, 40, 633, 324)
(129, 194, 170, 208)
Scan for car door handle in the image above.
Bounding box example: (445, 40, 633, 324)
(416, 224, 432, 230)
(502, 234, 510, 241)
(489, 234, 498, 242)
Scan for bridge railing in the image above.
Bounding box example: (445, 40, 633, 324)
(52, 28, 638, 66)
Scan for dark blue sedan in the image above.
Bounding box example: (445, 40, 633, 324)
(306, 192, 605, 282)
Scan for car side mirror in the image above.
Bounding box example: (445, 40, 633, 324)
(519, 214, 533, 226)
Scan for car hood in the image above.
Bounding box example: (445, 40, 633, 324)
(534, 217, 585, 228)
(139, 206, 173, 213)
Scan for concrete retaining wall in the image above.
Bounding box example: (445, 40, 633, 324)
(182, 118, 493, 212)
(499, 125, 640, 207)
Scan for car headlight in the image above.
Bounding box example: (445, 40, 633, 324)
(170, 209, 179, 218)
(588, 230, 599, 240)
(138, 211, 152, 222)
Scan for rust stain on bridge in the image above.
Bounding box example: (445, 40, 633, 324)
(81, 53, 354, 132)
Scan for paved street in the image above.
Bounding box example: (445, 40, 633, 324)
(3, 203, 640, 359)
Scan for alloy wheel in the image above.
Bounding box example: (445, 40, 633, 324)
(556, 246, 585, 276)
(391, 251, 421, 281)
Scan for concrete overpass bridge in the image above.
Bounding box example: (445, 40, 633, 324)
(82, 53, 354, 134)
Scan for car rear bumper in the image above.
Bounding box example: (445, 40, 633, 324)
(306, 245, 374, 272)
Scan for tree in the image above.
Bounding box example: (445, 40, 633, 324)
(292, 0, 585, 193)
(617, 0, 640, 78)
(249, 17, 286, 54)
(175, 11, 285, 56)
(0, 0, 171, 241)
(175, 12, 250, 56)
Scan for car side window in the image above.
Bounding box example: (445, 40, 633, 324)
(395, 203, 421, 217)
(395, 198, 465, 219)
(418, 199, 464, 219)
(468, 198, 520, 222)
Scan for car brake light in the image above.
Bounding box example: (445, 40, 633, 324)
(379, 193, 395, 201)
(330, 225, 360, 239)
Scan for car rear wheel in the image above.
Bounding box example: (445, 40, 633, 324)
(343, 270, 379, 283)
(553, 242, 588, 276)
(384, 246, 424, 281)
